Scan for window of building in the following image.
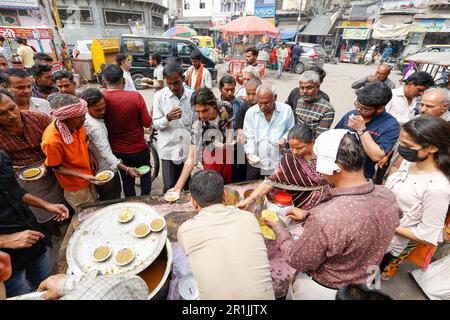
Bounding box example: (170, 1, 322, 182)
(148, 40, 172, 54)
(103, 9, 143, 26)
(0, 10, 19, 26)
(152, 16, 163, 27)
(200, 1, 205, 9)
(18, 10, 29, 16)
(58, 7, 93, 24)
(123, 38, 145, 55)
(184, 1, 190, 10)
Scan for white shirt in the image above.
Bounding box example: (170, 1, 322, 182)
(154, 64, 164, 82)
(235, 87, 247, 100)
(385, 87, 417, 124)
(152, 86, 194, 161)
(123, 70, 136, 91)
(385, 160, 450, 256)
(84, 113, 121, 172)
(184, 66, 212, 89)
(29, 97, 52, 116)
(243, 102, 295, 173)
(178, 204, 275, 300)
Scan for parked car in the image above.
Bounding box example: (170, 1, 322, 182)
(287, 42, 326, 74)
(119, 35, 217, 90)
(72, 40, 93, 59)
(397, 44, 450, 73)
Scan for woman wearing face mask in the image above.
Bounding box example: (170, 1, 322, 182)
(380, 116, 450, 279)
(236, 124, 331, 215)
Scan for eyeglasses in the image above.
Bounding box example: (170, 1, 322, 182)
(354, 101, 375, 113)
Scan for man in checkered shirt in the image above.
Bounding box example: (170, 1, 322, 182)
(294, 71, 335, 137)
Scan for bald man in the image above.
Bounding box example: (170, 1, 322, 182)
(418, 88, 450, 121)
(243, 83, 294, 180)
(352, 64, 396, 90)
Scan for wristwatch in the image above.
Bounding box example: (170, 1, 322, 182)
(357, 128, 368, 136)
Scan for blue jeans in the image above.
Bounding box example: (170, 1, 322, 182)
(277, 61, 284, 77)
(5, 246, 51, 298)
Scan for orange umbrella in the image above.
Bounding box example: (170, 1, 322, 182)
(219, 16, 279, 36)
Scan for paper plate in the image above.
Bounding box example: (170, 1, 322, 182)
(95, 170, 114, 184)
(137, 165, 150, 175)
(178, 273, 199, 300)
(19, 167, 45, 181)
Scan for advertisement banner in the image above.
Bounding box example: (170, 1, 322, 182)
(342, 28, 370, 40)
(0, 27, 53, 40)
(129, 20, 147, 36)
(0, 0, 39, 10)
(340, 21, 369, 27)
(410, 19, 450, 33)
(254, 0, 276, 18)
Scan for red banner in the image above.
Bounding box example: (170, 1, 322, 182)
(0, 27, 54, 40)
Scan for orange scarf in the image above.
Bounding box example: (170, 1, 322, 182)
(187, 64, 204, 90)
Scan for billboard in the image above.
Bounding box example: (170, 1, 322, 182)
(254, 0, 276, 18)
(0, 0, 39, 10)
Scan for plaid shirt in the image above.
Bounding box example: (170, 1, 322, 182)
(58, 270, 149, 300)
(0, 111, 51, 167)
(295, 96, 335, 136)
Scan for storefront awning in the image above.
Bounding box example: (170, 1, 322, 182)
(371, 23, 410, 40)
(301, 12, 339, 36)
(349, 0, 381, 21)
(342, 28, 371, 40)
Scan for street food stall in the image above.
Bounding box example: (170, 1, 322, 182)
(220, 16, 279, 79)
(0, 26, 61, 68)
(55, 181, 302, 300)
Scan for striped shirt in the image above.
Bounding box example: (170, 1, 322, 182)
(295, 96, 335, 136)
(0, 111, 51, 167)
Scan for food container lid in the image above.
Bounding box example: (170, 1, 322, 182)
(178, 273, 199, 300)
(274, 191, 293, 206)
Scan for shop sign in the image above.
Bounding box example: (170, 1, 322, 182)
(254, 0, 276, 18)
(0, 27, 54, 40)
(342, 28, 370, 40)
(410, 19, 450, 33)
(0, 0, 39, 10)
(340, 21, 369, 27)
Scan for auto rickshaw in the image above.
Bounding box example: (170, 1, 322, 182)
(91, 37, 119, 81)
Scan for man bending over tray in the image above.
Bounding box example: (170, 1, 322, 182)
(41, 93, 100, 210)
(177, 170, 275, 300)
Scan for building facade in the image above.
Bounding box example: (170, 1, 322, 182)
(56, 0, 168, 47)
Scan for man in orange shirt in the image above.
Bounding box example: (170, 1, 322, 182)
(41, 93, 99, 210)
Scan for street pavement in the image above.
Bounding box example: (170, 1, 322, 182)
(103, 62, 425, 300)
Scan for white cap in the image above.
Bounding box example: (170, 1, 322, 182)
(313, 129, 350, 175)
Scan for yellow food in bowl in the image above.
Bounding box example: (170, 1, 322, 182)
(96, 172, 111, 181)
(134, 223, 150, 237)
(22, 168, 41, 178)
(118, 209, 133, 223)
(115, 248, 135, 265)
(150, 218, 165, 231)
(92, 245, 111, 262)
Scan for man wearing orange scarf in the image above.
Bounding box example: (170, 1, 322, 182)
(184, 50, 212, 90)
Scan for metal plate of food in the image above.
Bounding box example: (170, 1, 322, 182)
(66, 202, 167, 276)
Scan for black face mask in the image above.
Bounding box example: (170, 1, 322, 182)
(398, 145, 429, 162)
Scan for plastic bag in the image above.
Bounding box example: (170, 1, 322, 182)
(411, 255, 450, 300)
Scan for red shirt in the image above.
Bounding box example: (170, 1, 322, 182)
(103, 90, 152, 154)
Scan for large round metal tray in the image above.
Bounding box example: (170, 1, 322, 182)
(66, 202, 167, 276)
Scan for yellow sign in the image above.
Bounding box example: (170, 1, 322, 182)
(341, 20, 369, 27)
(264, 18, 275, 25)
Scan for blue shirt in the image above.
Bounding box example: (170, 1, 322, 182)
(335, 110, 400, 179)
(223, 97, 244, 129)
(243, 102, 295, 173)
(382, 47, 393, 59)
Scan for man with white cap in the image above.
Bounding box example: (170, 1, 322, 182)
(263, 129, 401, 300)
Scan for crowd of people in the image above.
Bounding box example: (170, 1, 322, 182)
(0, 42, 449, 301)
